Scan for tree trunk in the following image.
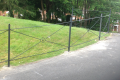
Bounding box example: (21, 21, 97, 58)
(77, 0, 78, 7)
(8, 3, 14, 17)
(84, 0, 87, 28)
(46, 0, 52, 23)
(48, 13, 51, 23)
(55, 15, 57, 23)
(89, 13, 90, 24)
(41, 0, 46, 22)
(87, 3, 90, 25)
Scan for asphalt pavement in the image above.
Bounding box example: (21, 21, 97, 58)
(0, 33, 120, 80)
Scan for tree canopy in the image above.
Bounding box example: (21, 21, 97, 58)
(0, 0, 120, 23)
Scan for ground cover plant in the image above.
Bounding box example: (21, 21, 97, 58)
(0, 16, 109, 68)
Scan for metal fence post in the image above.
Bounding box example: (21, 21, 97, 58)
(99, 14, 102, 40)
(68, 7, 73, 52)
(8, 24, 10, 67)
(108, 9, 111, 33)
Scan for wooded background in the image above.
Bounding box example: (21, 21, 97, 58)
(0, 0, 120, 25)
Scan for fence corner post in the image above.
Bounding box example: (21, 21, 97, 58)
(68, 7, 73, 52)
(99, 14, 102, 40)
(8, 24, 10, 67)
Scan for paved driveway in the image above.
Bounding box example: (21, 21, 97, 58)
(0, 33, 120, 80)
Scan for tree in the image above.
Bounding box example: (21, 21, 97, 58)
(0, 0, 37, 19)
(39, 0, 73, 23)
(41, 0, 46, 21)
(1, 0, 120, 25)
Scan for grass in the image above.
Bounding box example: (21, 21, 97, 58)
(0, 16, 109, 68)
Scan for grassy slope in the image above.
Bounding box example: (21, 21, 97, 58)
(0, 16, 109, 67)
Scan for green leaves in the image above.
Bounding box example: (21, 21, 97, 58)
(0, 0, 120, 23)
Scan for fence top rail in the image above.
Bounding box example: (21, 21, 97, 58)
(72, 14, 109, 22)
(0, 29, 8, 31)
(6, 22, 69, 30)
(11, 25, 49, 30)
(56, 22, 69, 24)
(73, 9, 110, 12)
(102, 15, 110, 18)
(73, 17, 100, 22)
(0, 14, 109, 31)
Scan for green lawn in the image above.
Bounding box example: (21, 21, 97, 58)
(0, 16, 109, 67)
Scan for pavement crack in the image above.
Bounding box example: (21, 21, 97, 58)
(34, 71, 43, 76)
